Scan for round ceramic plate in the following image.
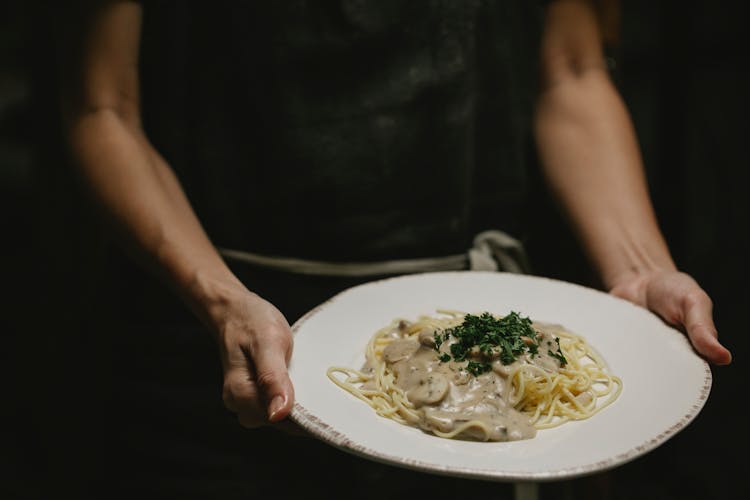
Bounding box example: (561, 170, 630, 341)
(288, 271, 711, 482)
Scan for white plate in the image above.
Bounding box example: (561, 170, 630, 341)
(288, 271, 711, 482)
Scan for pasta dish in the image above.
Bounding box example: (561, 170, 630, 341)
(327, 309, 622, 441)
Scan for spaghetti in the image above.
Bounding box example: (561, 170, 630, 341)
(327, 309, 622, 441)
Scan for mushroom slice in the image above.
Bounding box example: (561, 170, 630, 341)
(382, 339, 420, 363)
(417, 328, 437, 347)
(407, 374, 449, 407)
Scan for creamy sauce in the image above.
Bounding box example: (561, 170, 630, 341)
(365, 321, 566, 442)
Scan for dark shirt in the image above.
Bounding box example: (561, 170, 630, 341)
(139, 0, 546, 261)
(52, 3, 554, 498)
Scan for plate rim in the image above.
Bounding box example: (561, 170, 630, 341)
(288, 271, 713, 482)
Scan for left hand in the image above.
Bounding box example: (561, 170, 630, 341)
(609, 270, 732, 365)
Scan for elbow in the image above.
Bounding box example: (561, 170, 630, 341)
(539, 55, 610, 94)
(534, 58, 616, 128)
(65, 100, 140, 132)
(63, 99, 142, 152)
(63, 105, 144, 173)
(62, 85, 142, 137)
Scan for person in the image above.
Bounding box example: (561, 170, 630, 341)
(54, 0, 732, 498)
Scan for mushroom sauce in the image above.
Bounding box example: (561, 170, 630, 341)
(362, 320, 567, 442)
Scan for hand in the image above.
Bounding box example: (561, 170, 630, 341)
(609, 270, 732, 365)
(212, 288, 300, 430)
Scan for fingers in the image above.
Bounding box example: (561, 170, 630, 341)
(644, 273, 732, 366)
(681, 290, 732, 365)
(222, 355, 295, 427)
(249, 331, 295, 422)
(611, 271, 732, 366)
(222, 365, 266, 428)
(220, 307, 296, 428)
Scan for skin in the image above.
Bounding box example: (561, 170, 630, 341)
(58, 0, 731, 433)
(534, 0, 731, 365)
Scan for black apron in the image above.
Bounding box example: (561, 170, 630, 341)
(81, 1, 548, 498)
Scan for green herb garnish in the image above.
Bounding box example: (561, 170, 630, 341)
(465, 360, 492, 376)
(548, 337, 568, 366)
(433, 331, 444, 350)
(434, 311, 540, 374)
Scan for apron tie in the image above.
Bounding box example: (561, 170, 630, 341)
(218, 229, 529, 277)
(467, 230, 531, 274)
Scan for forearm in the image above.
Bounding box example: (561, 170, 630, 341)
(58, 0, 301, 424)
(67, 108, 246, 328)
(533, 67, 676, 289)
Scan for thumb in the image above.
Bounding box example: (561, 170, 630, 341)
(680, 291, 732, 365)
(252, 339, 295, 422)
(645, 274, 732, 365)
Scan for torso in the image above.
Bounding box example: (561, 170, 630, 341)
(139, 0, 545, 260)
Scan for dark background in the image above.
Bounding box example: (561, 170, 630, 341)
(2, 1, 748, 499)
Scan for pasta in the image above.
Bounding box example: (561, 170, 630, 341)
(327, 309, 622, 441)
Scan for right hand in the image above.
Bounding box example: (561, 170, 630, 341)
(609, 269, 732, 365)
(213, 288, 298, 430)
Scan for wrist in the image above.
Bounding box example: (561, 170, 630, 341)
(183, 268, 253, 335)
(592, 227, 677, 292)
(606, 263, 674, 291)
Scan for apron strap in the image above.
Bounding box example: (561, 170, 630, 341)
(218, 229, 530, 277)
(467, 229, 531, 274)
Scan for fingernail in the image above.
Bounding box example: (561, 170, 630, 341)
(268, 395, 286, 420)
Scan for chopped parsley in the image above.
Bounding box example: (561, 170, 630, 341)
(434, 311, 554, 374)
(433, 331, 444, 350)
(466, 360, 492, 376)
(548, 337, 568, 366)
